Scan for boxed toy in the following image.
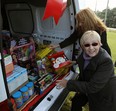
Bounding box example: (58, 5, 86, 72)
(36, 47, 52, 59)
(48, 51, 71, 75)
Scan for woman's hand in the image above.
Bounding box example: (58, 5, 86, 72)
(56, 79, 68, 88)
(49, 44, 60, 49)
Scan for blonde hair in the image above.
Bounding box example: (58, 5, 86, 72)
(80, 30, 101, 46)
(75, 8, 107, 35)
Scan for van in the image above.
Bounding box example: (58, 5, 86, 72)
(0, 0, 80, 110)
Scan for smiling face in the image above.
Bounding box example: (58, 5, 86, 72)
(83, 39, 100, 57)
(80, 31, 102, 57)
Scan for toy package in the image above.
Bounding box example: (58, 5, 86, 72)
(48, 51, 71, 75)
(35, 43, 56, 77)
(36, 59, 48, 77)
(37, 74, 53, 93)
(10, 37, 38, 77)
(36, 47, 52, 59)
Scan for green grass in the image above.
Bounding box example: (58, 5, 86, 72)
(60, 30, 116, 111)
(107, 31, 116, 62)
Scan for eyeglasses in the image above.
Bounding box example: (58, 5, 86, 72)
(84, 43, 98, 47)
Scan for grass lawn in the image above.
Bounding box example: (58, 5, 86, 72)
(60, 31, 116, 111)
(107, 31, 116, 62)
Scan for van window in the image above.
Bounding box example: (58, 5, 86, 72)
(5, 3, 34, 35)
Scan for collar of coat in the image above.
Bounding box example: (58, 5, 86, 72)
(77, 48, 106, 71)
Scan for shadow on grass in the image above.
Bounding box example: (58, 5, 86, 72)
(60, 92, 75, 111)
(60, 92, 89, 111)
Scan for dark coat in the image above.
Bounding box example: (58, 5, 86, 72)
(59, 30, 111, 56)
(67, 48, 116, 111)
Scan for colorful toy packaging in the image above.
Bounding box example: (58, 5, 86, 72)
(48, 51, 71, 75)
(36, 47, 52, 59)
(10, 37, 38, 76)
(35, 44, 71, 94)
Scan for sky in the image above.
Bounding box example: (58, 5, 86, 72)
(78, 0, 115, 11)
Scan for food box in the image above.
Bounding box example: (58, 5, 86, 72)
(4, 55, 14, 76)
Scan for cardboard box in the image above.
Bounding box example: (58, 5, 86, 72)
(4, 55, 14, 76)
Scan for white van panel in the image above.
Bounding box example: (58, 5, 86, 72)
(32, 1, 76, 59)
(0, 59, 7, 102)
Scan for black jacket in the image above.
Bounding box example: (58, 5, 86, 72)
(59, 30, 111, 56)
(67, 48, 116, 111)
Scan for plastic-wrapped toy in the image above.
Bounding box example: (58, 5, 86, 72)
(36, 47, 52, 60)
(48, 51, 71, 70)
(48, 51, 71, 75)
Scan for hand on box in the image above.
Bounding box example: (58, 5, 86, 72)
(56, 79, 68, 88)
(49, 44, 60, 50)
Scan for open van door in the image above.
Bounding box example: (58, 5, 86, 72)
(0, 3, 12, 111)
(1, 0, 80, 110)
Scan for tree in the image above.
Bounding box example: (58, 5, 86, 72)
(96, 8, 116, 28)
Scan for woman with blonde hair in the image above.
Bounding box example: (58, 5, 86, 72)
(50, 8, 111, 56)
(57, 30, 116, 111)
